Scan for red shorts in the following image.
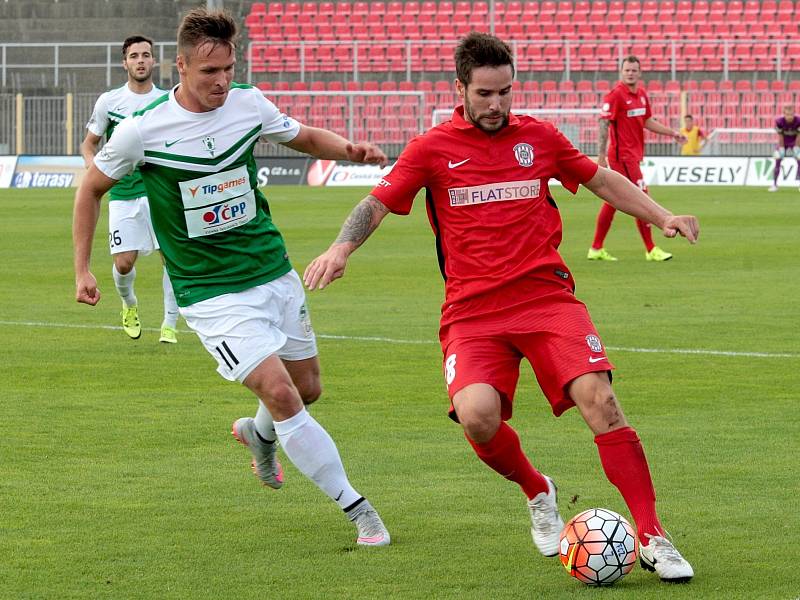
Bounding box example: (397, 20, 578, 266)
(441, 292, 614, 420)
(609, 158, 648, 193)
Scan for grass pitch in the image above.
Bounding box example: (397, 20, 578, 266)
(0, 184, 798, 599)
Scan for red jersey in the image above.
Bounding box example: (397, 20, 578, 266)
(370, 107, 598, 330)
(601, 82, 652, 163)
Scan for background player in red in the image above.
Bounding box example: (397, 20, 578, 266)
(305, 33, 696, 583)
(588, 56, 687, 262)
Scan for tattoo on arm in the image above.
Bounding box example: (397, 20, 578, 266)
(335, 195, 390, 247)
(598, 120, 609, 155)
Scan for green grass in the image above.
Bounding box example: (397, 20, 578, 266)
(0, 185, 798, 599)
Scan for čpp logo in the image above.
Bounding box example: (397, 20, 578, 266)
(202, 201, 247, 225)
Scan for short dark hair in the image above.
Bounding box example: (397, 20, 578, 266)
(455, 32, 515, 85)
(178, 8, 238, 58)
(622, 55, 641, 67)
(684, 114, 694, 119)
(122, 35, 154, 58)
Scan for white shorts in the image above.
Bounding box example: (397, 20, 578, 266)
(179, 270, 317, 382)
(108, 197, 159, 255)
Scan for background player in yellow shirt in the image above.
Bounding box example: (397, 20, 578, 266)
(680, 115, 706, 156)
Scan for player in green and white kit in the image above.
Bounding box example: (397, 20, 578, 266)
(73, 9, 390, 546)
(80, 35, 180, 343)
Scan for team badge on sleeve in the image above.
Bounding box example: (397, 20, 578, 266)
(513, 143, 535, 167)
(585, 335, 603, 353)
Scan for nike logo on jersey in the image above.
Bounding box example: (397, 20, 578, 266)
(165, 138, 183, 148)
(334, 490, 344, 501)
(448, 158, 471, 169)
(626, 100, 632, 104)
(588, 356, 608, 363)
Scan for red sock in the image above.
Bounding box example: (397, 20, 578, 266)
(594, 426, 664, 544)
(591, 202, 616, 249)
(466, 422, 549, 500)
(636, 219, 656, 252)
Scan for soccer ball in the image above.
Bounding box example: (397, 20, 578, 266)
(559, 508, 638, 586)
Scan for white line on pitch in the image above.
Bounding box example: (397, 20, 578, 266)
(1, 319, 797, 359)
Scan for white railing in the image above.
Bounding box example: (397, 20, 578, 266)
(0, 42, 177, 89)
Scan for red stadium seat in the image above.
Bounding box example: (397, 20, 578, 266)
(761, 0, 777, 16)
(675, 0, 692, 16)
(505, 0, 523, 16)
(683, 79, 698, 90)
(699, 79, 716, 91)
(754, 79, 770, 92)
(771, 80, 786, 92)
(692, 0, 709, 16)
(521, 1, 540, 15)
(642, 0, 658, 13)
(742, 0, 760, 15)
(387, 1, 403, 15)
(658, 0, 675, 15)
(777, 0, 794, 16)
(403, 22, 421, 39)
(646, 79, 663, 92)
(370, 1, 386, 18)
(593, 79, 610, 92)
(540, 0, 557, 15)
(752, 44, 773, 68)
(421, 1, 437, 14)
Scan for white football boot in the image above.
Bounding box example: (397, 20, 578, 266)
(527, 476, 564, 557)
(346, 499, 391, 546)
(640, 533, 694, 582)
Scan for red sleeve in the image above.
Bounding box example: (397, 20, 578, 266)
(600, 90, 615, 121)
(644, 90, 653, 121)
(370, 135, 427, 215)
(552, 125, 599, 193)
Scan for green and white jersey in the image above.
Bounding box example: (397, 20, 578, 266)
(87, 83, 166, 200)
(93, 83, 300, 307)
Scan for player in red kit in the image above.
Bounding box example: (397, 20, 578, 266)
(305, 34, 695, 582)
(588, 56, 687, 262)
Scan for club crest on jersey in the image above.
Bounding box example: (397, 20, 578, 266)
(585, 335, 603, 353)
(202, 136, 217, 156)
(513, 143, 534, 167)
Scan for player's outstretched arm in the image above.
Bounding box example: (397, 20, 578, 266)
(597, 119, 609, 167)
(584, 167, 699, 243)
(644, 117, 687, 144)
(283, 125, 388, 167)
(73, 164, 117, 305)
(79, 131, 102, 170)
(304, 195, 391, 290)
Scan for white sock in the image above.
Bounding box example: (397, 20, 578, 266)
(161, 267, 179, 328)
(113, 265, 137, 308)
(273, 408, 361, 509)
(254, 401, 277, 443)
